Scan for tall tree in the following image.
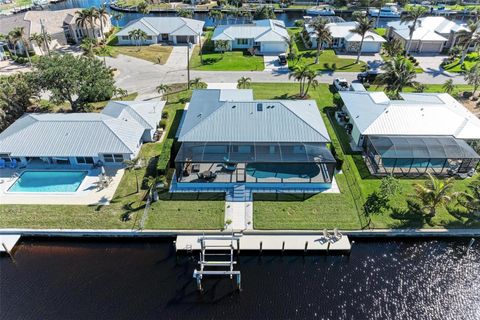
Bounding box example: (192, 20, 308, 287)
(128, 29, 148, 50)
(189, 77, 207, 89)
(455, 20, 480, 64)
(253, 6, 275, 20)
(400, 6, 428, 54)
(237, 76, 251, 89)
(29, 32, 46, 54)
(442, 79, 455, 94)
(289, 64, 317, 98)
(76, 8, 97, 39)
(457, 176, 480, 216)
(412, 173, 456, 217)
(308, 17, 332, 64)
(156, 84, 171, 102)
(80, 37, 96, 57)
(177, 8, 194, 18)
(34, 54, 116, 112)
(376, 56, 418, 98)
(137, 1, 150, 14)
(8, 27, 31, 65)
(383, 37, 403, 57)
(215, 40, 230, 55)
(464, 63, 480, 96)
(94, 5, 110, 41)
(350, 15, 374, 63)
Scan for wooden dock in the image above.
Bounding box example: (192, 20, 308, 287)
(0, 234, 21, 255)
(176, 234, 351, 252)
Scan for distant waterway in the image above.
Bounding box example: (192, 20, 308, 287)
(1, 237, 479, 319)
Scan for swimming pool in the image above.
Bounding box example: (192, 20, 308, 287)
(8, 171, 88, 193)
(246, 163, 320, 179)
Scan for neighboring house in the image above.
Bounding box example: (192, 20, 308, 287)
(212, 19, 290, 54)
(306, 21, 386, 53)
(116, 17, 205, 45)
(172, 89, 336, 194)
(386, 16, 469, 53)
(63, 10, 112, 44)
(339, 91, 480, 176)
(0, 101, 164, 167)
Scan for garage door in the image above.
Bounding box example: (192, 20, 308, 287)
(419, 42, 443, 53)
(361, 42, 381, 53)
(176, 36, 194, 44)
(261, 42, 286, 53)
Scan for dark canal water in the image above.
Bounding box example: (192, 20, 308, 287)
(1, 237, 479, 320)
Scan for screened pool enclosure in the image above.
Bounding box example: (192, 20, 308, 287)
(364, 136, 480, 176)
(174, 142, 337, 184)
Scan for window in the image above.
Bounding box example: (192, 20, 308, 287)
(114, 154, 124, 162)
(237, 38, 249, 45)
(103, 154, 124, 163)
(76, 157, 94, 164)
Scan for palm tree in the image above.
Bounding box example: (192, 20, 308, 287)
(464, 63, 480, 96)
(400, 6, 428, 54)
(372, 0, 386, 28)
(308, 17, 332, 64)
(189, 77, 207, 89)
(29, 32, 45, 54)
(112, 12, 124, 28)
(8, 27, 31, 65)
(383, 37, 403, 58)
(215, 40, 230, 55)
(76, 8, 97, 39)
(94, 5, 109, 41)
(177, 8, 193, 18)
(128, 29, 148, 50)
(289, 64, 317, 98)
(209, 10, 223, 27)
(442, 79, 455, 94)
(80, 37, 96, 57)
(457, 176, 480, 216)
(455, 20, 480, 64)
(376, 56, 418, 98)
(156, 84, 171, 102)
(412, 173, 456, 217)
(351, 16, 374, 63)
(237, 76, 251, 89)
(137, 1, 150, 14)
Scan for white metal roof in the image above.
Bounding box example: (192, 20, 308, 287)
(387, 16, 468, 35)
(212, 19, 289, 43)
(102, 100, 165, 130)
(393, 27, 447, 41)
(307, 21, 386, 43)
(116, 17, 205, 37)
(340, 91, 480, 140)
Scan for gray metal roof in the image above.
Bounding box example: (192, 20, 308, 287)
(178, 89, 330, 143)
(0, 100, 165, 157)
(116, 17, 204, 37)
(212, 19, 289, 42)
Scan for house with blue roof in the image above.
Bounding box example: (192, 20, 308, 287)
(172, 89, 336, 194)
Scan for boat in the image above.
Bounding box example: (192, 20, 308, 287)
(306, 6, 336, 16)
(431, 4, 457, 15)
(368, 6, 401, 18)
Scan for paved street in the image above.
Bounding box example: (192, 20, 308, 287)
(106, 53, 466, 99)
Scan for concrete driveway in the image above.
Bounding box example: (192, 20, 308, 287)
(263, 54, 288, 72)
(336, 52, 384, 70)
(412, 54, 450, 74)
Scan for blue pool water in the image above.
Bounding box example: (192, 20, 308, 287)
(9, 171, 88, 193)
(246, 163, 320, 179)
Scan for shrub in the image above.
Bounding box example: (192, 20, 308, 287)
(161, 110, 168, 119)
(333, 93, 343, 107)
(463, 91, 473, 99)
(363, 83, 371, 89)
(159, 119, 167, 129)
(157, 139, 174, 176)
(294, 19, 304, 28)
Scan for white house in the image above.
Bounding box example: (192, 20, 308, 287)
(0, 100, 164, 167)
(62, 10, 112, 44)
(212, 19, 290, 54)
(116, 17, 205, 45)
(386, 16, 469, 53)
(306, 21, 386, 53)
(338, 91, 480, 176)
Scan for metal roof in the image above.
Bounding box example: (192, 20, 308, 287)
(0, 100, 164, 157)
(212, 19, 289, 42)
(387, 16, 468, 35)
(116, 17, 205, 37)
(393, 28, 447, 41)
(340, 91, 480, 140)
(178, 89, 330, 143)
(308, 21, 386, 43)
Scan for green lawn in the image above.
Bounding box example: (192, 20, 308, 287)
(288, 28, 367, 72)
(0, 86, 224, 230)
(374, 28, 386, 37)
(444, 53, 479, 73)
(250, 83, 480, 230)
(190, 31, 264, 71)
(105, 45, 173, 64)
(0, 0, 31, 11)
(38, 93, 138, 113)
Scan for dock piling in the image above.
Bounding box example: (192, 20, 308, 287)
(259, 241, 263, 254)
(282, 241, 285, 254)
(304, 241, 308, 253)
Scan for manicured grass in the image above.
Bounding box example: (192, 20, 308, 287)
(0, 0, 31, 11)
(190, 31, 264, 71)
(444, 53, 479, 73)
(107, 45, 173, 64)
(250, 82, 480, 230)
(374, 28, 386, 37)
(0, 86, 224, 230)
(38, 93, 138, 113)
(288, 28, 367, 72)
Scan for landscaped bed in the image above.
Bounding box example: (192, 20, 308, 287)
(190, 31, 265, 71)
(443, 53, 479, 73)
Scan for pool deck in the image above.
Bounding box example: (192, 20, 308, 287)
(0, 167, 125, 205)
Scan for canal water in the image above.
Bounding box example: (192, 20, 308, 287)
(1, 237, 479, 319)
(47, 0, 400, 27)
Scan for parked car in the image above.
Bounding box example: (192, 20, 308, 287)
(357, 70, 380, 83)
(278, 53, 287, 66)
(333, 78, 349, 91)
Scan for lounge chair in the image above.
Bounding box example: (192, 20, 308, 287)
(9, 159, 17, 169)
(222, 157, 237, 171)
(0, 159, 5, 169)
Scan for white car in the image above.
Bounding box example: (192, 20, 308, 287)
(333, 78, 349, 91)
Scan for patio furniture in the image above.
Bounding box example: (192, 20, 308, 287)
(0, 159, 5, 169)
(9, 159, 17, 169)
(222, 156, 237, 171)
(192, 163, 200, 173)
(198, 170, 217, 181)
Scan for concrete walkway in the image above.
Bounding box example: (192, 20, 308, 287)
(224, 201, 253, 231)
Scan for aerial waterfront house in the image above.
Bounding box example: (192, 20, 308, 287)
(116, 17, 205, 45)
(305, 20, 386, 53)
(172, 89, 336, 194)
(0, 101, 164, 167)
(339, 91, 480, 176)
(62, 9, 112, 44)
(386, 16, 469, 53)
(212, 19, 290, 54)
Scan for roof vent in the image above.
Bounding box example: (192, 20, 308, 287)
(257, 103, 263, 111)
(197, 113, 202, 118)
(232, 105, 236, 109)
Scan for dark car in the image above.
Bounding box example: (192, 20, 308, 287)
(357, 70, 380, 83)
(278, 53, 287, 66)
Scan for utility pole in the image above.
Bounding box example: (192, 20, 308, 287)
(187, 41, 191, 89)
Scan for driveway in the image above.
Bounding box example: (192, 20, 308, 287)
(412, 54, 450, 75)
(336, 52, 384, 70)
(263, 54, 289, 72)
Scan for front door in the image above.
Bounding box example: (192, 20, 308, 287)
(161, 34, 168, 41)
